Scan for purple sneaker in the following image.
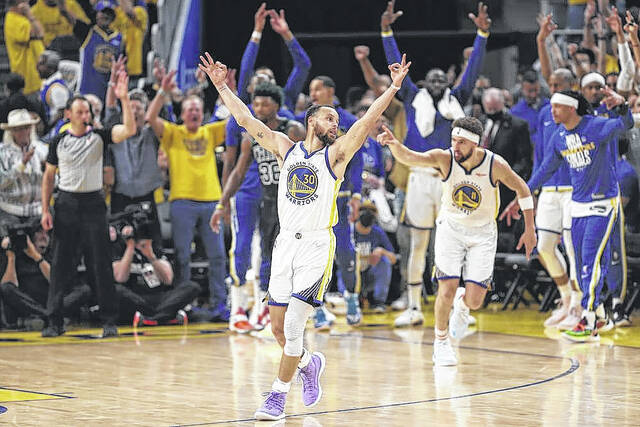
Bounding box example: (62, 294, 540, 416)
(254, 391, 286, 421)
(298, 352, 326, 407)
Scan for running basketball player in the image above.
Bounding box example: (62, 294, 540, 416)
(378, 117, 536, 366)
(503, 89, 633, 342)
(199, 52, 410, 420)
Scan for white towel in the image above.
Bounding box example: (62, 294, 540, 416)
(411, 88, 465, 138)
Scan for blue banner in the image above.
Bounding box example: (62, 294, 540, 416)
(169, 0, 201, 91)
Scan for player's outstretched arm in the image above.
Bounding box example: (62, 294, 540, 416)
(199, 52, 292, 159)
(492, 155, 537, 259)
(377, 125, 448, 169)
(336, 55, 411, 162)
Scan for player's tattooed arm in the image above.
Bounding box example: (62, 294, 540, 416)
(377, 125, 450, 175)
(199, 52, 294, 159)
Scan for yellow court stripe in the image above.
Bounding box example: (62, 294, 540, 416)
(0, 389, 67, 403)
(587, 200, 617, 310)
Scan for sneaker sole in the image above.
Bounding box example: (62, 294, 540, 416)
(562, 333, 600, 343)
(254, 410, 285, 421)
(305, 352, 326, 408)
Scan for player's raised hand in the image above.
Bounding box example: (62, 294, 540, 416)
(536, 13, 557, 41)
(254, 2, 268, 32)
(381, 0, 403, 31)
(517, 227, 537, 260)
(469, 2, 491, 32)
(624, 10, 639, 43)
(114, 71, 130, 100)
(499, 198, 521, 227)
(377, 125, 399, 147)
(199, 52, 228, 88)
(389, 53, 411, 88)
(354, 45, 370, 62)
(160, 69, 177, 93)
(268, 9, 290, 36)
(602, 85, 625, 110)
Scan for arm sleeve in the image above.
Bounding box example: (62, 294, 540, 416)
(377, 226, 394, 252)
(617, 42, 635, 93)
(159, 121, 174, 151)
(46, 134, 62, 166)
(381, 34, 418, 102)
(348, 148, 363, 194)
(10, 16, 31, 44)
(596, 109, 634, 143)
(451, 34, 488, 105)
(527, 137, 564, 191)
(237, 40, 260, 104)
(73, 20, 91, 43)
(283, 37, 312, 111)
(97, 128, 114, 146)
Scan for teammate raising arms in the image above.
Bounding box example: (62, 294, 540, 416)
(199, 52, 410, 420)
(378, 117, 536, 366)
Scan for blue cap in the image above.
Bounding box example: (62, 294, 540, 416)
(95, 0, 116, 12)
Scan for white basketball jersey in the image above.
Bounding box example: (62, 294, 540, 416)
(440, 148, 500, 227)
(277, 142, 343, 231)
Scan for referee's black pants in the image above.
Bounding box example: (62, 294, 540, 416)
(47, 191, 118, 327)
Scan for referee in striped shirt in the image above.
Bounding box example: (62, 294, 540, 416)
(40, 71, 136, 338)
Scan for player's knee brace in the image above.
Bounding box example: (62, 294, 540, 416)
(283, 298, 314, 357)
(537, 231, 567, 278)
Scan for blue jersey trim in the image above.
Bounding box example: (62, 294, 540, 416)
(459, 150, 487, 175)
(465, 279, 489, 289)
(442, 149, 454, 182)
(291, 293, 322, 307)
(268, 301, 289, 307)
(325, 147, 338, 180)
(435, 275, 460, 281)
(300, 143, 324, 159)
(283, 142, 297, 163)
(489, 152, 498, 187)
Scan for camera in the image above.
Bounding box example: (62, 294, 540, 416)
(108, 202, 155, 240)
(1, 222, 35, 253)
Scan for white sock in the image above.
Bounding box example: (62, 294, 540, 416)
(570, 290, 583, 309)
(409, 283, 422, 310)
(595, 304, 606, 319)
(231, 285, 243, 314)
(458, 289, 469, 311)
(557, 282, 570, 303)
(435, 328, 448, 340)
(272, 378, 291, 393)
(298, 348, 311, 369)
(584, 311, 596, 328)
(612, 297, 622, 308)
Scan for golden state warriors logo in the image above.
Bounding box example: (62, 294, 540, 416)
(452, 181, 482, 214)
(286, 163, 319, 205)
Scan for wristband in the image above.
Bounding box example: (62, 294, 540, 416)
(381, 30, 393, 37)
(215, 203, 225, 211)
(477, 29, 490, 38)
(157, 88, 167, 97)
(390, 84, 401, 91)
(519, 196, 534, 211)
(108, 81, 116, 87)
(251, 31, 262, 41)
(36, 257, 45, 265)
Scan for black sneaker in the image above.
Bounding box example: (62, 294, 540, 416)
(102, 324, 118, 338)
(613, 304, 632, 327)
(41, 325, 65, 338)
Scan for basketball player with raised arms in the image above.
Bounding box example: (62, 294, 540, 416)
(378, 116, 536, 366)
(199, 51, 410, 420)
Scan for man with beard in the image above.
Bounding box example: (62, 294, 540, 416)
(581, 72, 631, 328)
(145, 70, 228, 322)
(379, 117, 536, 365)
(510, 70, 549, 143)
(199, 49, 409, 420)
(210, 82, 304, 333)
(297, 74, 365, 327)
(380, 0, 490, 327)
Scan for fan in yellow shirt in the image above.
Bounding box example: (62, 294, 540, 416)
(111, 1, 148, 77)
(4, 1, 46, 95)
(30, 0, 90, 47)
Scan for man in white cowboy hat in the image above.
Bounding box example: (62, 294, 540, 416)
(0, 109, 48, 223)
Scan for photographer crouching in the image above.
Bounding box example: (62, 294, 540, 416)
(0, 222, 91, 329)
(110, 203, 200, 326)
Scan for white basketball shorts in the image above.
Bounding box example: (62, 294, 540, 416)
(434, 216, 497, 287)
(404, 167, 442, 229)
(535, 188, 572, 234)
(268, 228, 335, 307)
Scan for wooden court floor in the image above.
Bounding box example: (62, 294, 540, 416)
(1, 306, 639, 426)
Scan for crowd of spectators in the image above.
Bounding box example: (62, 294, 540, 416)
(0, 0, 639, 335)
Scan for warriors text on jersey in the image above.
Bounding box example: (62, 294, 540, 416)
(277, 142, 342, 231)
(440, 148, 500, 227)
